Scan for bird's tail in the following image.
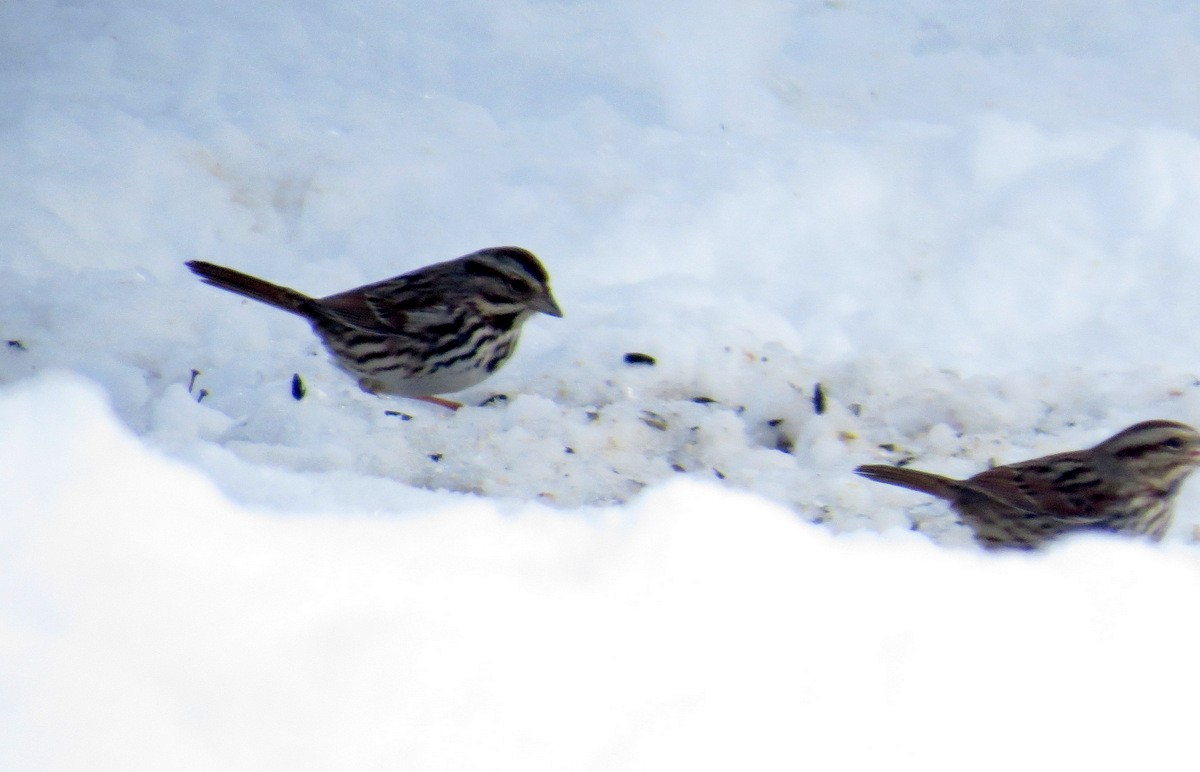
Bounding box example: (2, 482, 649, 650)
(185, 261, 313, 316)
(854, 464, 959, 501)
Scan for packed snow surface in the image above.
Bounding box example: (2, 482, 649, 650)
(4, 1, 1200, 768)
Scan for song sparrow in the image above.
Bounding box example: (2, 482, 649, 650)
(186, 246, 562, 409)
(856, 420, 1200, 550)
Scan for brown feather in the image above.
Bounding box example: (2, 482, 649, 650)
(854, 465, 961, 500)
(185, 261, 312, 315)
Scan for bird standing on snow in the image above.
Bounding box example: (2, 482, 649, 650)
(186, 246, 562, 409)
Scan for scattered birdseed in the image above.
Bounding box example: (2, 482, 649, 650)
(639, 410, 668, 431)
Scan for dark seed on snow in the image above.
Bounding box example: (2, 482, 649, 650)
(639, 411, 669, 431)
(623, 352, 656, 366)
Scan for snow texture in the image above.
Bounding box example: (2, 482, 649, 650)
(4, 1, 1200, 768)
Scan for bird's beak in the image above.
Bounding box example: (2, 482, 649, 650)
(534, 292, 563, 318)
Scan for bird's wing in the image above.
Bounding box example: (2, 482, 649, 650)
(964, 453, 1110, 524)
(318, 270, 461, 334)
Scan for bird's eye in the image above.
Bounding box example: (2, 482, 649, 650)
(466, 259, 532, 295)
(1164, 437, 1185, 450)
(504, 276, 531, 294)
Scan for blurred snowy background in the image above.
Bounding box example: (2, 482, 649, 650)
(4, 0, 1200, 768)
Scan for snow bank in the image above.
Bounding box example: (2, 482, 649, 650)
(3, 375, 1199, 769)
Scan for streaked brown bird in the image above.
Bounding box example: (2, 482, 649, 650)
(856, 420, 1200, 550)
(186, 246, 562, 409)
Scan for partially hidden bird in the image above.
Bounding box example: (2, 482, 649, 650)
(856, 420, 1200, 549)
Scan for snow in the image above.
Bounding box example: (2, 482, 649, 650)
(4, 0, 1200, 767)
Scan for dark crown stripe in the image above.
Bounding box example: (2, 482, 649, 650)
(495, 247, 548, 283)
